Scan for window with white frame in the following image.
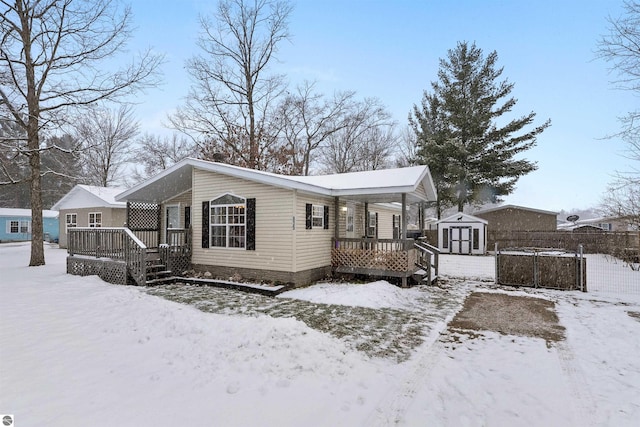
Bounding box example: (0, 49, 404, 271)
(312, 205, 324, 228)
(88, 212, 102, 228)
(346, 207, 354, 233)
(367, 211, 377, 237)
(210, 194, 246, 248)
(7, 220, 31, 234)
(65, 213, 77, 232)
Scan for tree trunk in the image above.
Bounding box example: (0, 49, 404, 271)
(29, 152, 45, 266)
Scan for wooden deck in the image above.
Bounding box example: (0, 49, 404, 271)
(332, 238, 439, 286)
(66, 230, 438, 287)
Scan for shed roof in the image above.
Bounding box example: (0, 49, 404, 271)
(116, 158, 438, 204)
(51, 185, 127, 211)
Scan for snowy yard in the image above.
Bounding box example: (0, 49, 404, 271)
(1, 243, 640, 426)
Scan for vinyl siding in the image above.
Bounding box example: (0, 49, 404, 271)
(370, 204, 402, 239)
(294, 193, 334, 271)
(57, 207, 126, 248)
(192, 168, 295, 272)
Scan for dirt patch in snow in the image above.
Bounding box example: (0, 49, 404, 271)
(628, 311, 640, 322)
(447, 292, 566, 343)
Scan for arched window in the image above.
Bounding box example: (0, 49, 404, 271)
(210, 193, 246, 248)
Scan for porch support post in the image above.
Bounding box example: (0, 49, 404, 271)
(364, 202, 369, 237)
(334, 196, 340, 239)
(401, 193, 407, 240)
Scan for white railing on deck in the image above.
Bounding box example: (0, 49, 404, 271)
(67, 227, 147, 286)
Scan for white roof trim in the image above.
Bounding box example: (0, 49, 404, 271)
(51, 185, 127, 210)
(437, 213, 488, 224)
(116, 158, 438, 204)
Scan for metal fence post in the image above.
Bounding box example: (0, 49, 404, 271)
(494, 243, 499, 285)
(578, 244, 585, 292)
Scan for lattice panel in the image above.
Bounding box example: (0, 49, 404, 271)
(331, 248, 411, 272)
(67, 256, 127, 285)
(127, 202, 161, 230)
(167, 255, 191, 276)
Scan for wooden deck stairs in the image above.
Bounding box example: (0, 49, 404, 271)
(144, 251, 176, 286)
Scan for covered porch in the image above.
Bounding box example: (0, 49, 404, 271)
(329, 190, 440, 287)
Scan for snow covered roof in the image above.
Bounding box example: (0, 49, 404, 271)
(116, 158, 438, 204)
(474, 204, 558, 216)
(51, 185, 127, 211)
(0, 208, 59, 218)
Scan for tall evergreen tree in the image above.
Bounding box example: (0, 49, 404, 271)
(410, 41, 550, 214)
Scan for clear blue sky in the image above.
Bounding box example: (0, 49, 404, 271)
(125, 0, 635, 213)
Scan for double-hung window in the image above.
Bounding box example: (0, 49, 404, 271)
(210, 194, 246, 248)
(66, 213, 77, 232)
(312, 205, 324, 228)
(89, 212, 102, 228)
(7, 220, 30, 234)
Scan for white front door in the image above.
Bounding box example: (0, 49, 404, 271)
(165, 205, 180, 245)
(450, 226, 472, 254)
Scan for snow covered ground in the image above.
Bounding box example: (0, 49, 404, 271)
(1, 242, 640, 426)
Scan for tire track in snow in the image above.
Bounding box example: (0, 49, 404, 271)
(363, 324, 445, 426)
(556, 341, 597, 426)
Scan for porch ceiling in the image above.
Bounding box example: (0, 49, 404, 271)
(116, 162, 192, 204)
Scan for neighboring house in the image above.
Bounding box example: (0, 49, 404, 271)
(51, 185, 127, 248)
(474, 204, 558, 232)
(0, 208, 59, 243)
(558, 216, 638, 232)
(436, 213, 488, 255)
(66, 158, 438, 288)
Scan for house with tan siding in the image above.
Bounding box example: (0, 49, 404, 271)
(105, 158, 436, 287)
(52, 185, 127, 248)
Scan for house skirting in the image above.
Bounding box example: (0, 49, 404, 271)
(191, 263, 332, 288)
(67, 256, 128, 285)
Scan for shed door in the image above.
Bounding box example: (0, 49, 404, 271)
(450, 226, 472, 254)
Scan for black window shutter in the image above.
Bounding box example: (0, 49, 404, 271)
(185, 206, 191, 229)
(202, 201, 209, 248)
(323, 205, 329, 230)
(305, 203, 312, 229)
(246, 198, 256, 250)
(375, 212, 379, 238)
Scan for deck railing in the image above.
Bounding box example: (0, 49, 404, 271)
(414, 240, 440, 283)
(331, 238, 417, 275)
(67, 227, 147, 286)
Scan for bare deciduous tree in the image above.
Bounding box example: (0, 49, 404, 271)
(76, 104, 139, 187)
(130, 133, 198, 183)
(277, 81, 355, 175)
(598, 1, 640, 225)
(0, 0, 163, 265)
(320, 98, 396, 173)
(170, 0, 292, 170)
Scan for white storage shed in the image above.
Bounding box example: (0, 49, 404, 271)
(437, 213, 488, 255)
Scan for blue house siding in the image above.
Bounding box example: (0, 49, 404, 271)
(0, 213, 59, 243)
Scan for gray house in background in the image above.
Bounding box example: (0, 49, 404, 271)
(51, 185, 127, 248)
